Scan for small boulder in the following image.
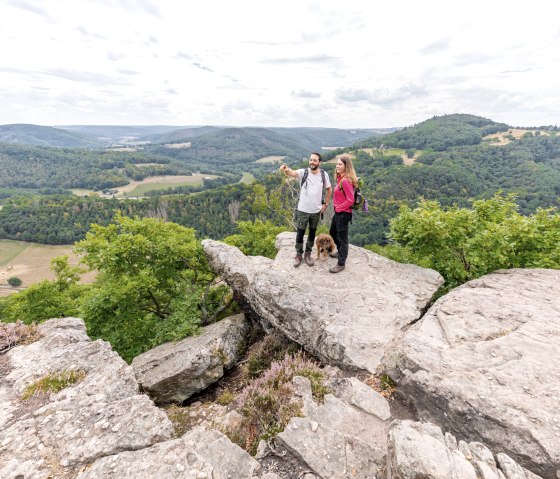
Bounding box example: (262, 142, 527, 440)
(132, 314, 250, 404)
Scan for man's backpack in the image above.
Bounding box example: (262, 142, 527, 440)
(301, 168, 326, 189)
(339, 177, 367, 212)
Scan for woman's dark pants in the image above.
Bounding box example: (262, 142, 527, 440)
(329, 211, 352, 266)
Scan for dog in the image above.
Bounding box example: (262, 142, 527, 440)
(315, 233, 336, 260)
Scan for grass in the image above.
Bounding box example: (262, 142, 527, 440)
(256, 155, 285, 164)
(0, 240, 28, 266)
(0, 240, 94, 294)
(21, 369, 86, 400)
(128, 174, 218, 196)
(0, 321, 41, 353)
(239, 172, 255, 184)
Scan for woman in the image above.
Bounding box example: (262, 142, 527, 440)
(328, 155, 359, 273)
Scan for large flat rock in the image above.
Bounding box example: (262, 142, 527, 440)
(202, 232, 442, 373)
(389, 269, 560, 478)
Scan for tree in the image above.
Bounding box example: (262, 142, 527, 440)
(75, 214, 233, 362)
(7, 277, 22, 287)
(378, 193, 560, 291)
(224, 220, 287, 258)
(0, 257, 84, 325)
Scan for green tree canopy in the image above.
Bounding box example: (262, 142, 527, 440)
(75, 214, 232, 361)
(373, 193, 560, 291)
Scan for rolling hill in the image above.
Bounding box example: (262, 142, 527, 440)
(0, 124, 103, 148)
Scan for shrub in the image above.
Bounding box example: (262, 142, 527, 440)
(227, 352, 328, 455)
(244, 332, 300, 380)
(21, 369, 86, 400)
(7, 277, 22, 287)
(0, 321, 40, 353)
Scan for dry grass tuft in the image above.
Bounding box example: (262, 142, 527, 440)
(0, 321, 41, 354)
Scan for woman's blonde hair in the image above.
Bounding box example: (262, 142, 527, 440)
(337, 155, 359, 187)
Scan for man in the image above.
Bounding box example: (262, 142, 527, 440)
(280, 152, 332, 267)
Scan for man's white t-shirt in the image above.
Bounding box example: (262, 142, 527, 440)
(296, 168, 331, 214)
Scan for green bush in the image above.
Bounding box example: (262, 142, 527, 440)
(7, 277, 22, 287)
(374, 193, 560, 291)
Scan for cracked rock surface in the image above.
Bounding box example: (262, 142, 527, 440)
(390, 269, 560, 478)
(202, 233, 443, 373)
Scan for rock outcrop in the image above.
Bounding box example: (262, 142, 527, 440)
(389, 269, 560, 478)
(0, 317, 257, 479)
(0, 317, 174, 478)
(387, 420, 542, 479)
(132, 313, 250, 404)
(268, 376, 391, 478)
(202, 233, 443, 373)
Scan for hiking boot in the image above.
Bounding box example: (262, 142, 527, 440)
(329, 264, 345, 273)
(329, 251, 339, 258)
(293, 254, 303, 268)
(304, 252, 314, 267)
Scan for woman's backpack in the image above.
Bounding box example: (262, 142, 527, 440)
(339, 177, 368, 212)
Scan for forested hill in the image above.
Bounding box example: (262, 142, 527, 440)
(0, 124, 103, 148)
(358, 114, 510, 150)
(1, 113, 560, 247)
(149, 126, 391, 150)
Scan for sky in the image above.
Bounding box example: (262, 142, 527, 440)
(1, 0, 559, 129)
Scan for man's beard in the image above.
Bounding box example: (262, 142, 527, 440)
(309, 164, 319, 170)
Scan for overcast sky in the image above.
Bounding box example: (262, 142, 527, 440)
(1, 0, 559, 128)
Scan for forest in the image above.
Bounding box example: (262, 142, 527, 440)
(0, 114, 559, 246)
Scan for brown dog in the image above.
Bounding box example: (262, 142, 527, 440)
(315, 233, 336, 260)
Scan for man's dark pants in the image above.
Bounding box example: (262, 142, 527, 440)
(294, 210, 320, 254)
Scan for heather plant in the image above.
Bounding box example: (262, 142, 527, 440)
(0, 321, 40, 354)
(244, 332, 300, 379)
(228, 352, 328, 455)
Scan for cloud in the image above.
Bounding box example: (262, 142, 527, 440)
(117, 69, 140, 76)
(452, 53, 494, 67)
(193, 62, 214, 73)
(76, 26, 107, 40)
(292, 89, 322, 99)
(261, 54, 338, 65)
(419, 36, 452, 54)
(107, 52, 126, 62)
(176, 52, 197, 60)
(165, 88, 178, 95)
(95, 0, 160, 17)
(42, 68, 130, 86)
(336, 83, 428, 107)
(7, 0, 48, 17)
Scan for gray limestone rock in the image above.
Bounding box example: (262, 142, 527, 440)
(387, 420, 478, 479)
(76, 428, 258, 479)
(132, 313, 250, 404)
(202, 233, 442, 373)
(274, 376, 390, 478)
(0, 317, 174, 478)
(389, 269, 560, 478)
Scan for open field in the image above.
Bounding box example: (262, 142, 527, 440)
(483, 128, 553, 145)
(107, 147, 138, 152)
(360, 147, 422, 165)
(126, 174, 218, 196)
(256, 155, 285, 164)
(164, 142, 191, 149)
(72, 174, 219, 198)
(0, 240, 97, 297)
(325, 152, 356, 164)
(240, 172, 256, 184)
